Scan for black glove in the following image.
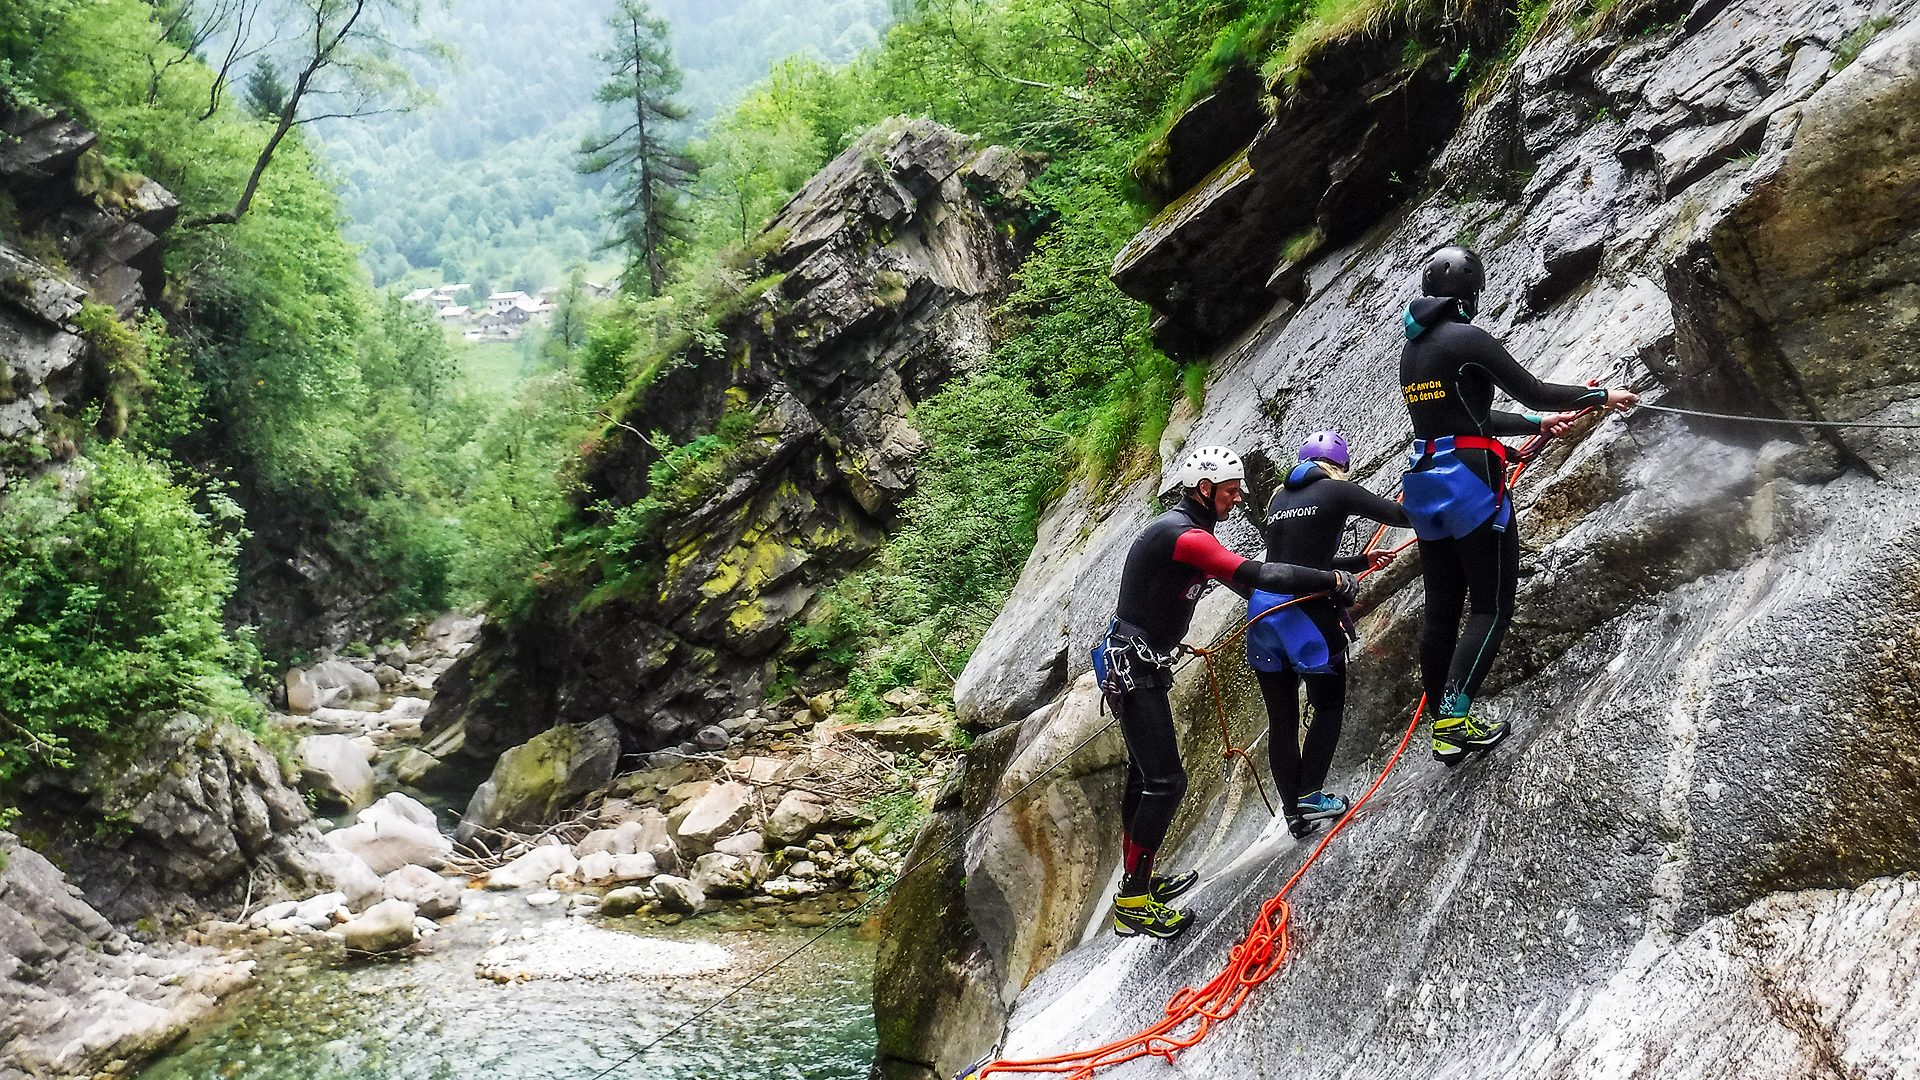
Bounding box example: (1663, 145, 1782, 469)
(1330, 570, 1358, 607)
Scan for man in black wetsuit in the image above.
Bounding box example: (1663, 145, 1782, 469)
(1248, 430, 1408, 839)
(1400, 246, 1637, 764)
(1096, 444, 1356, 939)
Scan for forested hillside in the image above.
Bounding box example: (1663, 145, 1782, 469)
(320, 0, 894, 290)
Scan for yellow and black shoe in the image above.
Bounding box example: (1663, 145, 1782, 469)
(1431, 712, 1510, 765)
(1112, 892, 1194, 939)
(1149, 870, 1199, 904)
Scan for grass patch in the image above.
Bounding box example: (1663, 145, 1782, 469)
(1832, 15, 1893, 72)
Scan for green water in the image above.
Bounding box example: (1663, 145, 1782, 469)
(136, 900, 876, 1080)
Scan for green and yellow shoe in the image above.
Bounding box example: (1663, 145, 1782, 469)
(1112, 892, 1194, 939)
(1431, 712, 1510, 765)
(1149, 870, 1199, 904)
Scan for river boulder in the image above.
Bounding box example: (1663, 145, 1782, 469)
(486, 845, 578, 889)
(296, 734, 375, 812)
(669, 781, 755, 853)
(650, 874, 706, 915)
(382, 864, 462, 919)
(339, 898, 418, 953)
(600, 886, 650, 917)
(456, 716, 620, 843)
(324, 813, 450, 875)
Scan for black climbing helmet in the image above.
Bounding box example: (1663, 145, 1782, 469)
(1421, 246, 1485, 312)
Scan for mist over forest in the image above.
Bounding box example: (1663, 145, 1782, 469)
(316, 0, 894, 292)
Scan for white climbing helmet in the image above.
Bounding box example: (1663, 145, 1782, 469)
(1173, 444, 1245, 490)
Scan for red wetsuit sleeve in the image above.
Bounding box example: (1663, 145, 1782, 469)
(1172, 529, 1246, 580)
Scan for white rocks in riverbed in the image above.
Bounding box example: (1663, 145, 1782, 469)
(383, 864, 463, 918)
(525, 890, 563, 907)
(294, 891, 349, 929)
(762, 877, 821, 899)
(249, 900, 299, 927)
(474, 922, 728, 982)
(340, 898, 418, 953)
(487, 845, 578, 889)
(575, 850, 659, 886)
(692, 851, 763, 897)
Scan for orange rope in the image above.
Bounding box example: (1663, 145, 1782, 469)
(968, 693, 1426, 1080)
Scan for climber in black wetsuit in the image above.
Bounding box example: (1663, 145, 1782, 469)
(1096, 444, 1355, 939)
(1400, 246, 1637, 764)
(1248, 431, 1408, 839)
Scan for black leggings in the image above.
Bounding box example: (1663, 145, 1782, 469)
(1257, 666, 1346, 811)
(1417, 515, 1520, 714)
(1115, 685, 1187, 851)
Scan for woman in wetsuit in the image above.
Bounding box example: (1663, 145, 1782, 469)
(1248, 431, 1408, 838)
(1400, 246, 1637, 764)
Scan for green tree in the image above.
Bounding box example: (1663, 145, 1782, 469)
(241, 55, 286, 120)
(187, 0, 442, 228)
(580, 0, 695, 295)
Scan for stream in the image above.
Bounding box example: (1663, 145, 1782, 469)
(134, 886, 877, 1080)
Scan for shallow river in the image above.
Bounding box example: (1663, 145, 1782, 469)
(136, 889, 877, 1080)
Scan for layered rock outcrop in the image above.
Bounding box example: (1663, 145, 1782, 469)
(876, 3, 1920, 1078)
(1, 104, 178, 482)
(430, 119, 1040, 763)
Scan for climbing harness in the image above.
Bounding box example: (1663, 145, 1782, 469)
(957, 695, 1426, 1080)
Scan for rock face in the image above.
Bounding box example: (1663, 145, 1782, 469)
(428, 119, 1042, 763)
(0, 104, 179, 487)
(18, 717, 340, 926)
(1, 832, 255, 1080)
(875, 4, 1920, 1079)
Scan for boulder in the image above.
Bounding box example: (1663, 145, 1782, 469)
(693, 851, 765, 897)
(600, 886, 650, 917)
(293, 891, 347, 929)
(693, 725, 730, 751)
(671, 781, 755, 852)
(455, 717, 620, 842)
(764, 791, 828, 846)
(249, 900, 298, 927)
(651, 874, 705, 915)
(374, 664, 401, 688)
(394, 749, 441, 785)
(339, 899, 418, 953)
(298, 734, 375, 811)
(714, 831, 765, 856)
(487, 845, 578, 889)
(311, 850, 385, 911)
(359, 791, 438, 830)
(575, 825, 635, 857)
(305, 660, 382, 704)
(421, 610, 485, 654)
(324, 814, 451, 875)
(382, 864, 462, 919)
(850, 714, 954, 752)
(577, 850, 659, 885)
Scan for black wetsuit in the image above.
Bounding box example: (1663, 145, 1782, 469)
(1104, 495, 1337, 869)
(1257, 465, 1408, 811)
(1400, 297, 1607, 716)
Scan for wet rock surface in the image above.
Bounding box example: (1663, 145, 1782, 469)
(433, 119, 1042, 760)
(879, 3, 1920, 1078)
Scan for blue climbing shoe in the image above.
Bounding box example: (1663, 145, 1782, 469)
(1149, 870, 1199, 904)
(1294, 791, 1351, 822)
(1431, 712, 1510, 765)
(1113, 892, 1193, 939)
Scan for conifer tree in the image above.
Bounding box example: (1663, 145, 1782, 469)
(579, 0, 694, 296)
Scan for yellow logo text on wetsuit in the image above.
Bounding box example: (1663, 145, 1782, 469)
(1403, 379, 1447, 404)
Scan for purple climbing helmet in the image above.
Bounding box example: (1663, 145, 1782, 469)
(1298, 430, 1350, 468)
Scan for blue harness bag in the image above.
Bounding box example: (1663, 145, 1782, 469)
(1245, 590, 1338, 674)
(1401, 435, 1511, 540)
